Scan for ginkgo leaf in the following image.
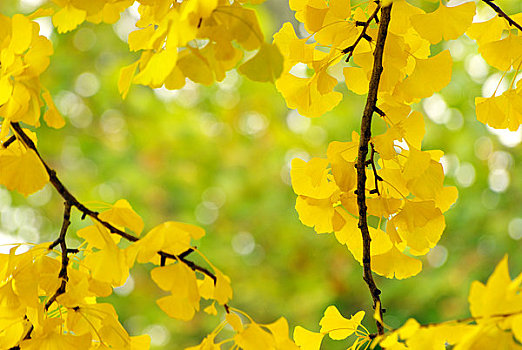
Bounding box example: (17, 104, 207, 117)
(156, 294, 197, 321)
(478, 36, 522, 72)
(468, 255, 522, 319)
(512, 314, 522, 343)
(130, 334, 151, 350)
(152, 263, 200, 321)
(410, 1, 475, 44)
(344, 67, 369, 95)
(133, 48, 178, 88)
(0, 147, 49, 197)
(226, 312, 243, 332)
(266, 317, 300, 349)
(52, 4, 87, 34)
(392, 200, 445, 255)
(204, 302, 217, 315)
(276, 73, 343, 118)
(235, 323, 276, 349)
(198, 275, 215, 300)
(128, 26, 155, 52)
(336, 209, 393, 260)
(295, 196, 336, 234)
(77, 224, 120, 249)
(389, 0, 424, 35)
(396, 50, 452, 102)
(293, 326, 324, 350)
(135, 221, 204, 263)
(118, 61, 139, 99)
(98, 199, 144, 235)
(291, 157, 336, 198)
(319, 306, 364, 340)
(42, 90, 65, 129)
(214, 271, 232, 305)
(0, 318, 24, 349)
(0, 76, 13, 106)
(238, 43, 283, 82)
(273, 22, 315, 71)
(476, 91, 522, 131)
(466, 16, 504, 46)
(10, 14, 32, 55)
(371, 246, 422, 279)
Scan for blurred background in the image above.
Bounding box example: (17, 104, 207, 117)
(0, 0, 521, 348)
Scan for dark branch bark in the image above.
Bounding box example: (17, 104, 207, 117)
(355, 3, 392, 336)
(343, 3, 381, 62)
(482, 0, 522, 32)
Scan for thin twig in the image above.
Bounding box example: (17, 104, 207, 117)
(343, 2, 381, 62)
(482, 0, 522, 32)
(21, 202, 73, 342)
(355, 3, 392, 336)
(368, 143, 382, 196)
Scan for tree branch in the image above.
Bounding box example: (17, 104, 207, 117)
(343, 2, 381, 62)
(355, 3, 392, 336)
(482, 0, 522, 32)
(10, 123, 216, 290)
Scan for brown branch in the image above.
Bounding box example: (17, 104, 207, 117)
(343, 2, 381, 63)
(20, 202, 74, 343)
(367, 143, 382, 196)
(10, 123, 217, 293)
(355, 3, 392, 336)
(482, 0, 522, 32)
(46, 202, 73, 310)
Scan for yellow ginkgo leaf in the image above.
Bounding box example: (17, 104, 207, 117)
(42, 90, 65, 129)
(396, 50, 452, 102)
(291, 157, 336, 198)
(319, 306, 364, 340)
(130, 334, 151, 350)
(238, 43, 283, 82)
(118, 61, 139, 99)
(468, 255, 522, 319)
(52, 4, 87, 34)
(512, 314, 522, 343)
(344, 67, 369, 95)
(135, 221, 204, 263)
(204, 302, 217, 315)
(10, 14, 32, 55)
(266, 317, 300, 349)
(276, 73, 343, 118)
(410, 1, 475, 44)
(466, 16, 504, 46)
(98, 199, 144, 235)
(478, 36, 522, 72)
(371, 246, 422, 279)
(295, 196, 336, 234)
(392, 200, 445, 255)
(235, 323, 276, 349)
(156, 294, 197, 321)
(293, 326, 324, 350)
(0, 147, 48, 197)
(133, 48, 178, 88)
(127, 26, 155, 52)
(226, 312, 243, 332)
(214, 271, 233, 305)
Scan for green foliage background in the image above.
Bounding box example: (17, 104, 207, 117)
(0, 0, 521, 348)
